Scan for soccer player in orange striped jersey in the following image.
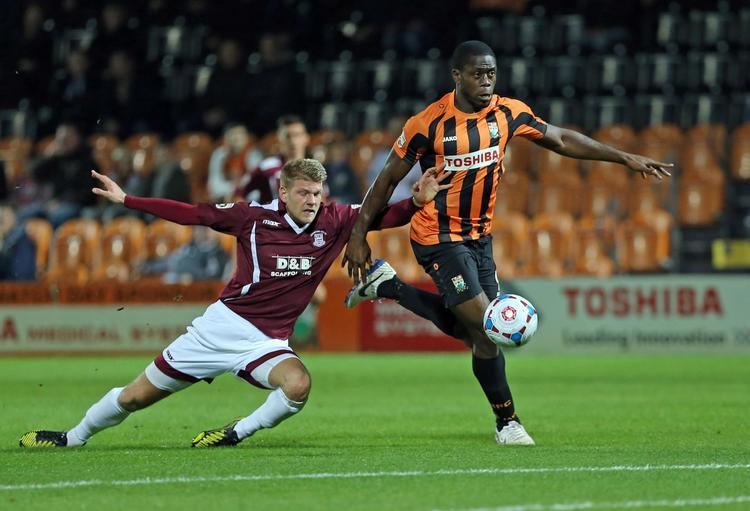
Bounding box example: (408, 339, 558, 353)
(343, 40, 672, 445)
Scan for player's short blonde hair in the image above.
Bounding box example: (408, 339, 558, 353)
(281, 158, 327, 188)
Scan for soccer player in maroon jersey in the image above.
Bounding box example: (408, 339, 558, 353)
(343, 40, 672, 445)
(19, 158, 450, 449)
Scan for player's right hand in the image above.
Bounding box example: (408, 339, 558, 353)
(91, 170, 126, 204)
(342, 237, 372, 285)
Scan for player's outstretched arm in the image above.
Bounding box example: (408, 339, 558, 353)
(343, 151, 413, 283)
(535, 125, 673, 180)
(91, 170, 126, 203)
(368, 163, 452, 231)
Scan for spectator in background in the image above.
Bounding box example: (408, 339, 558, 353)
(49, 49, 100, 128)
(207, 124, 262, 202)
(318, 141, 360, 204)
(246, 32, 301, 135)
(235, 115, 309, 203)
(199, 39, 253, 137)
(20, 121, 97, 228)
(140, 225, 229, 284)
(87, 1, 144, 72)
(9, 2, 54, 108)
(366, 115, 422, 204)
(0, 204, 36, 281)
(97, 50, 159, 138)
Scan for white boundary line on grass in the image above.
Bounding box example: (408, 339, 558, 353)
(440, 495, 750, 511)
(1, 462, 749, 492)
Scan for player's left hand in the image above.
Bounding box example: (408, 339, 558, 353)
(412, 162, 451, 206)
(622, 154, 673, 180)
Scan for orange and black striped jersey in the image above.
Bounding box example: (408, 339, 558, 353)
(393, 91, 547, 245)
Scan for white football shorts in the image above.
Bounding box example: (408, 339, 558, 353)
(144, 300, 299, 393)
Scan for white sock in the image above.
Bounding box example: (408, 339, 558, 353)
(234, 388, 305, 440)
(66, 387, 130, 446)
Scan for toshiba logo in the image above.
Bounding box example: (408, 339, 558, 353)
(444, 147, 501, 171)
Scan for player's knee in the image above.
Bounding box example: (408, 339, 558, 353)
(473, 336, 499, 358)
(280, 369, 311, 403)
(118, 386, 160, 412)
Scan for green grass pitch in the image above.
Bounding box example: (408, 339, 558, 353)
(1, 353, 748, 510)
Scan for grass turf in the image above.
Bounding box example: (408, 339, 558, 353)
(1, 353, 748, 510)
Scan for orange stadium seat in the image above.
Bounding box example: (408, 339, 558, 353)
(730, 125, 750, 180)
(126, 132, 161, 152)
(686, 122, 727, 150)
(677, 176, 724, 227)
(524, 212, 576, 276)
(580, 181, 626, 219)
(103, 217, 147, 264)
(492, 209, 530, 250)
(532, 181, 581, 216)
(593, 124, 637, 152)
(309, 129, 346, 147)
(87, 134, 120, 173)
(91, 260, 131, 283)
(616, 221, 661, 273)
(367, 225, 426, 282)
(51, 219, 101, 267)
(504, 138, 532, 174)
(628, 175, 672, 213)
(46, 219, 102, 284)
(0, 137, 33, 180)
(496, 168, 530, 214)
(34, 135, 55, 155)
(491, 229, 523, 279)
(24, 218, 53, 276)
(587, 160, 632, 190)
(173, 132, 214, 154)
(680, 141, 721, 174)
(535, 149, 581, 185)
(640, 123, 684, 147)
(631, 207, 672, 265)
(571, 227, 615, 277)
(145, 219, 192, 261)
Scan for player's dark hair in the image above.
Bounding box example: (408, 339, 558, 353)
(450, 40, 495, 71)
(276, 115, 305, 129)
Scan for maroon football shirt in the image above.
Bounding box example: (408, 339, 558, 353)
(125, 196, 418, 339)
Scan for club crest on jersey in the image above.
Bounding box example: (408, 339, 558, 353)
(215, 203, 235, 209)
(397, 130, 406, 148)
(488, 122, 499, 138)
(311, 230, 326, 248)
(451, 274, 467, 293)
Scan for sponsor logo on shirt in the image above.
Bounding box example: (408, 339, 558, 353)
(262, 219, 281, 227)
(271, 256, 315, 277)
(311, 230, 326, 247)
(443, 147, 501, 172)
(443, 135, 458, 142)
(215, 203, 235, 209)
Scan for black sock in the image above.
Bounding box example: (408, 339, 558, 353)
(378, 277, 462, 338)
(472, 354, 519, 428)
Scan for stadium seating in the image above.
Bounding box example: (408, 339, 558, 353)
(144, 219, 192, 261)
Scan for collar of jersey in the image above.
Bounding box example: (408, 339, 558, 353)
(283, 213, 310, 234)
(450, 91, 496, 119)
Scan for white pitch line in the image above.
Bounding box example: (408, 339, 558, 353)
(441, 495, 750, 511)
(1, 463, 749, 492)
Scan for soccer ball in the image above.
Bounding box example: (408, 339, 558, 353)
(483, 294, 539, 347)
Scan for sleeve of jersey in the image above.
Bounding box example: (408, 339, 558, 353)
(391, 115, 430, 166)
(507, 100, 548, 141)
(123, 196, 252, 236)
(370, 198, 419, 230)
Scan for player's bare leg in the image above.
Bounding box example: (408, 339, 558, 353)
(451, 294, 534, 445)
(192, 358, 310, 448)
(20, 372, 176, 448)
